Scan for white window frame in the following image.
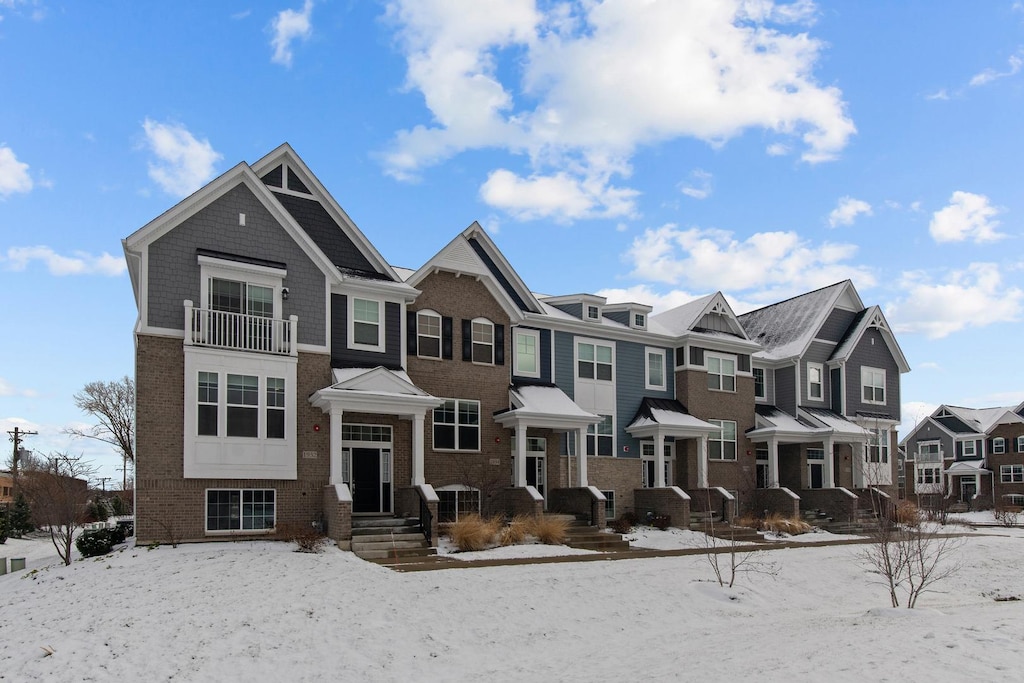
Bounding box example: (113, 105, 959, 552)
(348, 297, 385, 352)
(1000, 464, 1024, 483)
(577, 341, 614, 382)
(432, 399, 481, 452)
(993, 437, 1006, 454)
(198, 255, 286, 319)
(867, 428, 890, 464)
(586, 304, 601, 321)
(962, 439, 977, 457)
(706, 353, 736, 393)
(916, 466, 941, 485)
(205, 488, 276, 534)
(917, 441, 941, 463)
(633, 313, 646, 330)
(514, 328, 541, 378)
(1018, 436, 1024, 453)
(640, 442, 673, 487)
(807, 362, 823, 401)
(861, 366, 886, 405)
(645, 347, 666, 390)
(416, 309, 442, 359)
(471, 317, 494, 365)
(708, 420, 737, 460)
(602, 490, 615, 520)
(753, 367, 766, 400)
(586, 415, 614, 456)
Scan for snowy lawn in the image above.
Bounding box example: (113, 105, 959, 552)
(2, 527, 1023, 682)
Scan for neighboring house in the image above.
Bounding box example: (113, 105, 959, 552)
(737, 282, 911, 517)
(900, 404, 1024, 509)
(1, 472, 13, 504)
(124, 145, 914, 546)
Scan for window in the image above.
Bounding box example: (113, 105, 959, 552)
(437, 486, 480, 523)
(197, 372, 218, 436)
(210, 277, 273, 318)
(471, 319, 494, 364)
(586, 304, 601, 320)
(646, 348, 665, 389)
(515, 328, 540, 377)
(226, 374, 259, 437)
(807, 363, 823, 400)
(633, 313, 646, 329)
(1001, 465, 1024, 483)
(993, 437, 1006, 454)
(709, 420, 737, 460)
(1004, 494, 1024, 506)
(602, 491, 615, 520)
(350, 298, 382, 350)
(807, 448, 825, 460)
(862, 367, 885, 404)
(577, 342, 613, 381)
(266, 377, 285, 439)
(433, 399, 480, 451)
(917, 467, 941, 485)
(417, 311, 441, 359)
(641, 442, 673, 487)
(753, 368, 766, 400)
(867, 428, 889, 464)
(1018, 436, 1024, 453)
(206, 489, 275, 532)
(706, 354, 736, 392)
(962, 440, 977, 457)
(587, 415, 613, 456)
(917, 441, 941, 463)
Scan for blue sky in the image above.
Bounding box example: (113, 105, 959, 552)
(2, 0, 1022, 483)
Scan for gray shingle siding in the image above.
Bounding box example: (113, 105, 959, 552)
(604, 310, 629, 326)
(845, 327, 901, 421)
(552, 303, 583, 320)
(818, 308, 858, 342)
(904, 425, 953, 462)
(615, 342, 674, 460)
(801, 341, 833, 407)
(774, 365, 796, 414)
(272, 192, 379, 276)
(330, 295, 403, 369)
(147, 183, 327, 346)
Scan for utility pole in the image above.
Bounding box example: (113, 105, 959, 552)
(99, 477, 111, 495)
(7, 426, 37, 497)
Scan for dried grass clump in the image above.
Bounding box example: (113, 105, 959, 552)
(761, 513, 812, 535)
(608, 516, 633, 534)
(447, 513, 501, 552)
(529, 515, 569, 545)
(895, 501, 921, 527)
(280, 523, 328, 553)
(499, 515, 532, 546)
(734, 514, 761, 530)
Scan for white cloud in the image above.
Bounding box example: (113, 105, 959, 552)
(2, 245, 127, 276)
(898, 401, 938, 439)
(679, 169, 713, 200)
(925, 88, 949, 101)
(0, 378, 37, 398)
(624, 224, 874, 302)
(479, 168, 638, 221)
(765, 142, 790, 156)
(969, 52, 1023, 87)
(0, 145, 34, 197)
(596, 285, 703, 314)
(827, 196, 872, 228)
(141, 119, 222, 197)
(270, 0, 314, 67)
(887, 263, 1023, 339)
(916, 361, 941, 370)
(928, 191, 1005, 243)
(383, 0, 855, 221)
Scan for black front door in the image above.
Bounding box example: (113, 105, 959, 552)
(526, 456, 545, 496)
(352, 448, 382, 514)
(809, 463, 824, 489)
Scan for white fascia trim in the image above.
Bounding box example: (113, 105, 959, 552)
(197, 254, 287, 279)
(521, 312, 675, 346)
(332, 276, 420, 302)
(460, 222, 544, 313)
(677, 330, 761, 355)
(137, 325, 186, 339)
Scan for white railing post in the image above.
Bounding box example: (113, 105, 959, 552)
(184, 300, 195, 346)
(289, 315, 298, 356)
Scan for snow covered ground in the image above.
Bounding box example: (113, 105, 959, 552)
(2, 522, 1023, 682)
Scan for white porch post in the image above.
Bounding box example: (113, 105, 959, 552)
(697, 436, 709, 489)
(768, 437, 780, 488)
(514, 422, 528, 487)
(329, 408, 344, 485)
(823, 436, 836, 488)
(654, 431, 666, 488)
(576, 427, 588, 487)
(411, 412, 425, 486)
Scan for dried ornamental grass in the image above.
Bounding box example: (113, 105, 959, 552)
(895, 501, 921, 527)
(529, 515, 569, 545)
(447, 513, 501, 552)
(499, 515, 531, 546)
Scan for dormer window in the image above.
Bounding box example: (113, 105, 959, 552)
(633, 313, 646, 329)
(587, 304, 601, 321)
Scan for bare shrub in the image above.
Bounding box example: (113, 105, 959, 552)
(895, 500, 921, 527)
(608, 516, 633, 534)
(280, 523, 328, 553)
(529, 515, 568, 545)
(734, 513, 810, 535)
(650, 514, 671, 530)
(499, 515, 531, 546)
(447, 513, 500, 551)
(860, 520, 962, 608)
(993, 505, 1021, 527)
(20, 453, 95, 565)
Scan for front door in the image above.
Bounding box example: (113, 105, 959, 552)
(808, 463, 824, 489)
(352, 447, 391, 514)
(960, 479, 977, 504)
(526, 456, 545, 497)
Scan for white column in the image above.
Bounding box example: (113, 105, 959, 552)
(411, 412, 425, 486)
(654, 431, 666, 488)
(576, 427, 588, 487)
(697, 436, 709, 489)
(768, 437, 780, 489)
(329, 407, 344, 485)
(514, 422, 527, 487)
(823, 436, 835, 488)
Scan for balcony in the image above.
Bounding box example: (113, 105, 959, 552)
(185, 300, 297, 356)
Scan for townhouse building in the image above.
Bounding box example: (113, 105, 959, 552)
(124, 145, 911, 546)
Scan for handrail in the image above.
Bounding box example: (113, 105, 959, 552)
(184, 301, 297, 356)
(419, 493, 433, 544)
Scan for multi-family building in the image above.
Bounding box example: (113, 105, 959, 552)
(900, 403, 1024, 509)
(123, 144, 910, 546)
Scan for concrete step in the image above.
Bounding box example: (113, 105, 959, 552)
(355, 546, 438, 560)
(352, 517, 421, 529)
(567, 539, 631, 551)
(351, 539, 431, 552)
(349, 532, 425, 544)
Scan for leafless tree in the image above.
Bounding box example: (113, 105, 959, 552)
(698, 491, 779, 588)
(20, 453, 96, 565)
(65, 376, 135, 489)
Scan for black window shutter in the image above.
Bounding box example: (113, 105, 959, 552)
(495, 324, 505, 365)
(442, 317, 453, 360)
(407, 311, 418, 355)
(462, 319, 472, 361)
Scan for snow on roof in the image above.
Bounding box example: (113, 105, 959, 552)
(802, 408, 871, 437)
(945, 459, 990, 474)
(647, 408, 719, 430)
(650, 294, 716, 336)
(757, 406, 818, 433)
(391, 266, 415, 282)
(738, 282, 850, 361)
(510, 385, 596, 419)
(945, 405, 1024, 434)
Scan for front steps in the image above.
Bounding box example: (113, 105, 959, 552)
(799, 507, 891, 535)
(689, 511, 764, 544)
(351, 517, 436, 563)
(549, 514, 631, 551)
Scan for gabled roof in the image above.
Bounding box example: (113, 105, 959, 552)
(830, 305, 910, 373)
(938, 405, 1024, 435)
(406, 223, 541, 322)
(898, 415, 959, 447)
(738, 281, 862, 362)
(310, 366, 442, 417)
(626, 398, 720, 438)
(800, 407, 872, 438)
(652, 292, 749, 339)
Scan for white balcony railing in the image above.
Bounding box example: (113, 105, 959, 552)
(185, 300, 297, 356)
